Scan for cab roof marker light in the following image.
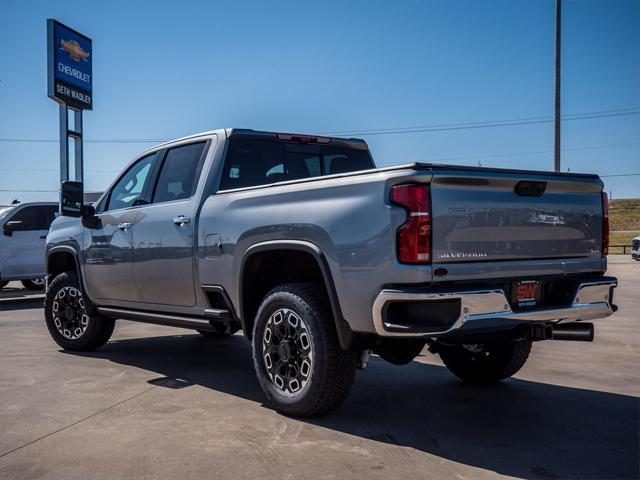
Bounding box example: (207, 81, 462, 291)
(276, 133, 331, 144)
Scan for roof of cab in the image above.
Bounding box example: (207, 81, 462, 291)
(142, 128, 368, 154)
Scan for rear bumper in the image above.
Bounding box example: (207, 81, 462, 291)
(372, 278, 617, 337)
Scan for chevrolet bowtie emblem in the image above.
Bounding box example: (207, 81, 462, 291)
(60, 39, 90, 62)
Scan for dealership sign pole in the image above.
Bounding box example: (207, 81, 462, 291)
(47, 19, 92, 193)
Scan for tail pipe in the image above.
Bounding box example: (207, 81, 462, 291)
(551, 322, 594, 342)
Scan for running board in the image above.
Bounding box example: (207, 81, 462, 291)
(204, 308, 232, 321)
(97, 307, 224, 332)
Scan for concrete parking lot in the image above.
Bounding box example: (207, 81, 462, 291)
(0, 257, 638, 480)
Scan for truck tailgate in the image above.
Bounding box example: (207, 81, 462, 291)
(428, 166, 604, 263)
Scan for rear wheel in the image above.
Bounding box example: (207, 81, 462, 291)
(22, 278, 45, 290)
(438, 339, 532, 383)
(252, 283, 357, 417)
(0, 280, 8, 289)
(45, 271, 115, 351)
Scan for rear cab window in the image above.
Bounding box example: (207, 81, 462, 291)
(220, 134, 374, 190)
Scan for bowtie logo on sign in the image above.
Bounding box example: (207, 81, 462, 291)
(59, 39, 90, 62)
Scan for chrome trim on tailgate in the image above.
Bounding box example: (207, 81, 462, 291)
(372, 279, 617, 337)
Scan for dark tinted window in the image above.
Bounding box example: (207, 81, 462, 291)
(153, 142, 206, 203)
(324, 153, 372, 174)
(220, 139, 373, 190)
(7, 205, 57, 231)
(41, 205, 58, 228)
(106, 153, 157, 211)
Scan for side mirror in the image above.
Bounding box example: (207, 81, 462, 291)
(80, 204, 100, 229)
(60, 181, 83, 217)
(3, 220, 23, 236)
(82, 204, 96, 217)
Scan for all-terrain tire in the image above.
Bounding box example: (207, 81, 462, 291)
(45, 271, 115, 351)
(22, 278, 45, 290)
(252, 283, 357, 417)
(439, 339, 532, 383)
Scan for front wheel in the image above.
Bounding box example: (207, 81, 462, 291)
(22, 278, 46, 290)
(45, 271, 115, 351)
(438, 339, 532, 383)
(252, 283, 357, 417)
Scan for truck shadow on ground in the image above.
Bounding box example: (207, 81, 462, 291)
(0, 298, 45, 312)
(68, 333, 639, 480)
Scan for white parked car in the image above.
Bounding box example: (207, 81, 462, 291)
(632, 235, 640, 261)
(0, 202, 58, 290)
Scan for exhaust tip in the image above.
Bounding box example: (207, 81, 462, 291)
(551, 322, 594, 342)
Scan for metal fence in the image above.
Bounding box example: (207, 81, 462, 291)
(610, 244, 635, 254)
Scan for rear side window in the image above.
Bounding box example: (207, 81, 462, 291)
(220, 139, 373, 190)
(6, 205, 57, 231)
(153, 142, 206, 203)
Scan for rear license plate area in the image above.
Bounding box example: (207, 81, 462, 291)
(512, 280, 542, 309)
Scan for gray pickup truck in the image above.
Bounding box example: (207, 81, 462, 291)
(45, 128, 617, 416)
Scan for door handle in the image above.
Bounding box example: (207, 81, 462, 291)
(172, 216, 191, 226)
(40, 235, 47, 239)
(118, 222, 132, 231)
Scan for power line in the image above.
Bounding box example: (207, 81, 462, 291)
(0, 107, 638, 144)
(0, 138, 165, 144)
(600, 173, 640, 178)
(0, 189, 58, 193)
(321, 107, 640, 136)
(0, 168, 119, 173)
(320, 108, 640, 137)
(423, 141, 640, 163)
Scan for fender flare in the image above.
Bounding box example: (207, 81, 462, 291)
(47, 246, 95, 307)
(239, 240, 354, 350)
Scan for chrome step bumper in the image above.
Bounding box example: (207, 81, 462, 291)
(372, 278, 618, 337)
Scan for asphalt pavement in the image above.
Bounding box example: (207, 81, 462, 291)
(0, 257, 638, 479)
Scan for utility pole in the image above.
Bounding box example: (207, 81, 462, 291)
(0, 79, 2, 198)
(554, 0, 562, 172)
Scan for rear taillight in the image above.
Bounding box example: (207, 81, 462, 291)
(391, 184, 431, 264)
(602, 192, 609, 256)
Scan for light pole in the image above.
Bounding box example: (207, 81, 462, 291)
(554, 0, 562, 172)
(0, 79, 3, 200)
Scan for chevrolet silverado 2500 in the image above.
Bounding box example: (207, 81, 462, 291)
(45, 129, 618, 416)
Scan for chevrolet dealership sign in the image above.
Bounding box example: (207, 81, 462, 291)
(47, 19, 92, 110)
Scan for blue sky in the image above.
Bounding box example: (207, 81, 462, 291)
(0, 0, 638, 204)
